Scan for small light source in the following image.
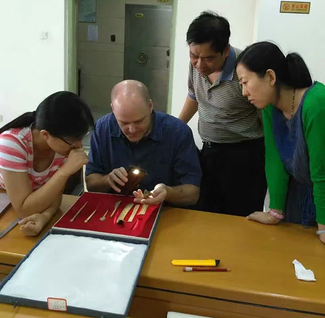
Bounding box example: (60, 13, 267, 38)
(132, 169, 140, 175)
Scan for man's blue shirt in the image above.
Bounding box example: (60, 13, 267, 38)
(86, 111, 202, 191)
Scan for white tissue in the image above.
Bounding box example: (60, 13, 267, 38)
(292, 259, 316, 282)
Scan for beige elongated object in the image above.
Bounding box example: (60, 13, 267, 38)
(128, 204, 140, 222)
(110, 200, 122, 218)
(70, 202, 88, 222)
(116, 203, 134, 224)
(138, 204, 149, 215)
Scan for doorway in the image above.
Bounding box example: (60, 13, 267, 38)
(75, 0, 173, 147)
(124, 5, 172, 113)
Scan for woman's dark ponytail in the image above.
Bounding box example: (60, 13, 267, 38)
(236, 41, 313, 89)
(0, 111, 36, 134)
(286, 53, 312, 88)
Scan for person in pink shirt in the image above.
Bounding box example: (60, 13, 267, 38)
(0, 91, 94, 236)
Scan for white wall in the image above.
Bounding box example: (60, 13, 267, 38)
(169, 0, 257, 147)
(0, 0, 65, 126)
(256, 0, 325, 83)
(3, 0, 323, 134)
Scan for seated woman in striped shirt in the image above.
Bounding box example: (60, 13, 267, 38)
(236, 41, 325, 244)
(0, 91, 94, 236)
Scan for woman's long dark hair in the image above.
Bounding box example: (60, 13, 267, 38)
(236, 41, 312, 89)
(0, 91, 94, 138)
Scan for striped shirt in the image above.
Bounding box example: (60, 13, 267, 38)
(0, 127, 66, 190)
(188, 46, 264, 143)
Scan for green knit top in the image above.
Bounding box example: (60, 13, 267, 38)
(263, 82, 325, 225)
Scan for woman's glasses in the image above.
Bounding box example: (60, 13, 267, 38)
(59, 137, 77, 148)
(59, 132, 90, 148)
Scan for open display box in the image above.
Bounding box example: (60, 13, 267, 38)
(0, 192, 163, 317)
(53, 192, 161, 241)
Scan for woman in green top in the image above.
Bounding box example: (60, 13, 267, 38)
(236, 41, 325, 244)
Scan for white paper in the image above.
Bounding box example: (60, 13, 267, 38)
(87, 25, 98, 42)
(47, 298, 67, 311)
(0, 234, 147, 314)
(292, 259, 316, 282)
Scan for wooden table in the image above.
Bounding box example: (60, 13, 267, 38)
(0, 194, 325, 318)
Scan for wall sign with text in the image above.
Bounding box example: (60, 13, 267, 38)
(280, 2, 311, 14)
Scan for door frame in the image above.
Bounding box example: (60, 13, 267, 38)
(64, 0, 78, 94)
(167, 0, 177, 114)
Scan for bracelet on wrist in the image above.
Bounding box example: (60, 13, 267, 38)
(267, 214, 278, 223)
(316, 229, 325, 235)
(269, 209, 285, 220)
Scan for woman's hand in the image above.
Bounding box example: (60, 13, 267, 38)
(59, 148, 88, 177)
(317, 223, 325, 244)
(247, 211, 281, 225)
(19, 213, 48, 236)
(319, 233, 325, 244)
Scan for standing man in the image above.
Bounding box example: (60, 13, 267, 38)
(179, 11, 266, 216)
(86, 80, 201, 207)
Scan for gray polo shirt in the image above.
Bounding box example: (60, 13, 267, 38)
(188, 46, 263, 144)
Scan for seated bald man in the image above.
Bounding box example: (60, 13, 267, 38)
(86, 80, 201, 206)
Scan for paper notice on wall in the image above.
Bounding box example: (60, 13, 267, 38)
(87, 25, 98, 42)
(79, 0, 96, 22)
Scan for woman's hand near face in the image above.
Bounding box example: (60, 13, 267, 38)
(59, 148, 88, 178)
